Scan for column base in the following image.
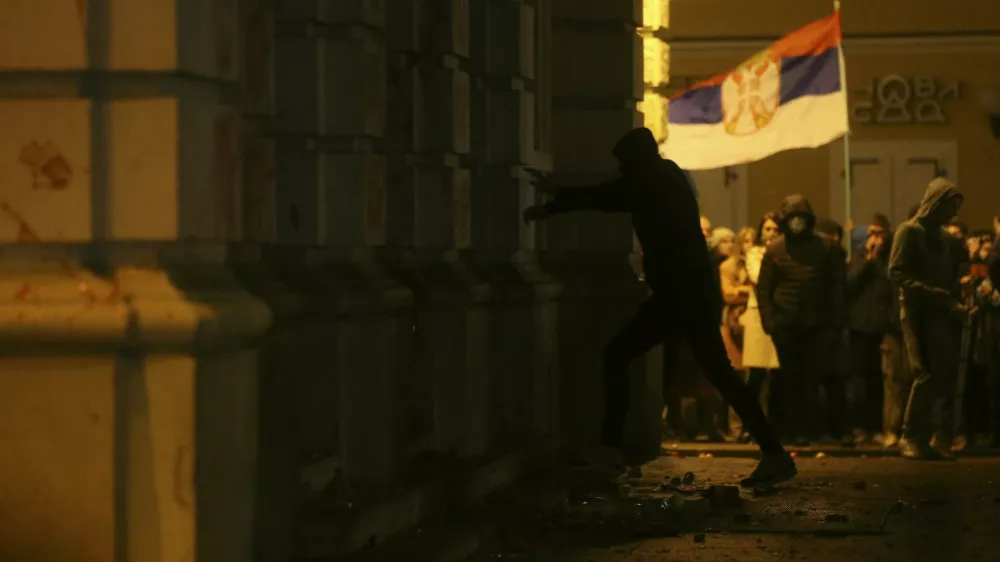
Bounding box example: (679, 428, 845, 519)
(461, 249, 561, 449)
(538, 249, 661, 456)
(0, 241, 270, 562)
(382, 248, 492, 458)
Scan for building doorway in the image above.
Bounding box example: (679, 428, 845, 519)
(828, 140, 959, 229)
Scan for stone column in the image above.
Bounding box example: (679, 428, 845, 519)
(546, 0, 661, 456)
(384, 0, 492, 458)
(271, 0, 412, 490)
(0, 1, 270, 561)
(467, 0, 560, 450)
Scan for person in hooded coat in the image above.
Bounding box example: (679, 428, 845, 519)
(888, 177, 970, 460)
(522, 127, 795, 487)
(755, 195, 846, 445)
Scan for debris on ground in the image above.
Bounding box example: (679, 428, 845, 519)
(708, 485, 743, 509)
(662, 494, 686, 509)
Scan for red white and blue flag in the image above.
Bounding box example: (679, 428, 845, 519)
(660, 11, 849, 170)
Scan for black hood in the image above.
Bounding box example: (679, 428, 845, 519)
(913, 177, 962, 224)
(778, 194, 816, 234)
(612, 127, 660, 165)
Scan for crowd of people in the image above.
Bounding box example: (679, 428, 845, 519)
(667, 183, 1000, 457)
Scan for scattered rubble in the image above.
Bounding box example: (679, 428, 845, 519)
(708, 485, 743, 509)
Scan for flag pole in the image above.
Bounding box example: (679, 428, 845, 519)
(835, 0, 852, 258)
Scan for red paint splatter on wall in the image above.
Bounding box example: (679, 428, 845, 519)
(214, 117, 238, 238)
(0, 200, 123, 308)
(13, 283, 34, 301)
(18, 141, 73, 190)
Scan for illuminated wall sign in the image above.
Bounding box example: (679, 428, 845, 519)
(851, 76, 962, 125)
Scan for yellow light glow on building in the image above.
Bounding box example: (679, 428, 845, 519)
(640, 0, 670, 142)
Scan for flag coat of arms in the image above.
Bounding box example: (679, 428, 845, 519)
(660, 12, 849, 170)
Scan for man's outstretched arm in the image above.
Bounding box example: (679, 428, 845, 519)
(523, 177, 629, 223)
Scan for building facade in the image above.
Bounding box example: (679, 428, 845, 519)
(0, 1, 671, 561)
(669, 0, 1000, 230)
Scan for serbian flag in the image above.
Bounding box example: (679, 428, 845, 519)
(660, 11, 849, 170)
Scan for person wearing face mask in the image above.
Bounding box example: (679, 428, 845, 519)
(889, 178, 971, 460)
(522, 127, 794, 487)
(755, 196, 846, 445)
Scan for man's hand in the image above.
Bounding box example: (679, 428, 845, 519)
(523, 204, 548, 224)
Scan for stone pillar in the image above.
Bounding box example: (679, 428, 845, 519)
(0, 2, 270, 561)
(384, 0, 492, 458)
(467, 0, 560, 451)
(271, 0, 412, 490)
(547, 0, 661, 456)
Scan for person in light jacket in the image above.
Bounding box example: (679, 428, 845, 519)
(741, 213, 782, 429)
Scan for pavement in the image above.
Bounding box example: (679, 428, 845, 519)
(465, 453, 1000, 562)
(659, 439, 1000, 458)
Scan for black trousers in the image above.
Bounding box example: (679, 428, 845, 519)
(771, 325, 831, 439)
(601, 293, 782, 453)
(901, 306, 959, 445)
(850, 330, 886, 433)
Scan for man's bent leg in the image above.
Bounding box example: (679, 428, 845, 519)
(601, 298, 666, 449)
(686, 316, 783, 453)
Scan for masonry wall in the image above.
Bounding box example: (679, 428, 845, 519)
(0, 1, 661, 561)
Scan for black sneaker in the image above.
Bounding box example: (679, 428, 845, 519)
(740, 450, 798, 488)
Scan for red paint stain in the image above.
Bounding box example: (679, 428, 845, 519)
(12, 283, 33, 301)
(18, 141, 73, 190)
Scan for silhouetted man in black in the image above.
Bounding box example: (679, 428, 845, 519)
(889, 178, 968, 460)
(523, 127, 795, 487)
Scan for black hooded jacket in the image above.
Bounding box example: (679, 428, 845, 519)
(888, 178, 965, 312)
(541, 128, 718, 311)
(755, 195, 846, 333)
